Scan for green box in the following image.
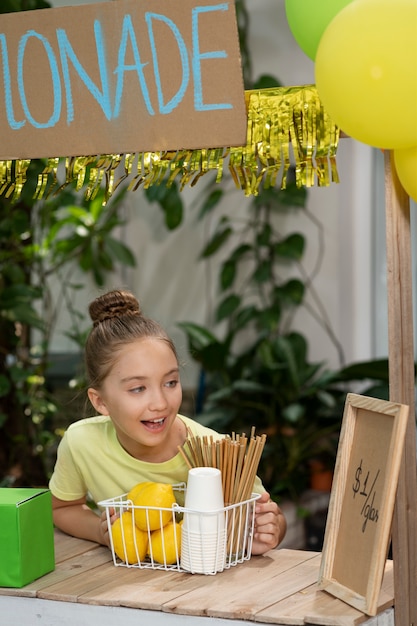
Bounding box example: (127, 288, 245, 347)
(0, 488, 55, 587)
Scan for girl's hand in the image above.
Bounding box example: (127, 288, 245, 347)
(99, 507, 119, 547)
(251, 491, 287, 555)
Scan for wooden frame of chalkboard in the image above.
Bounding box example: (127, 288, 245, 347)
(317, 393, 409, 616)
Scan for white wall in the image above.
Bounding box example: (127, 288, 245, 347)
(47, 0, 375, 388)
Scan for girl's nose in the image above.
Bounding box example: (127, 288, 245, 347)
(148, 388, 168, 411)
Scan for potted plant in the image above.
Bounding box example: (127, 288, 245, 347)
(178, 172, 349, 501)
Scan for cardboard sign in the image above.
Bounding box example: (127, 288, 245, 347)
(318, 393, 408, 616)
(0, 0, 247, 159)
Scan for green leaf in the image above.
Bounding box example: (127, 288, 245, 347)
(284, 332, 309, 368)
(274, 336, 300, 388)
(256, 223, 272, 246)
(252, 74, 282, 89)
(0, 264, 26, 284)
(145, 184, 169, 204)
(0, 284, 42, 308)
(199, 189, 223, 218)
(274, 233, 305, 260)
(257, 306, 281, 330)
(283, 403, 305, 423)
(234, 305, 258, 330)
(257, 340, 281, 370)
(274, 279, 305, 305)
(162, 191, 183, 230)
(336, 359, 389, 382)
(230, 243, 252, 261)
(3, 304, 44, 330)
(220, 260, 236, 290)
(197, 342, 230, 371)
(104, 237, 136, 267)
(177, 322, 218, 351)
(252, 259, 272, 283)
(316, 390, 338, 409)
(78, 246, 93, 272)
(145, 182, 184, 230)
(97, 249, 114, 271)
(231, 379, 267, 393)
(0, 375, 11, 398)
(279, 181, 307, 208)
(200, 226, 232, 258)
(253, 187, 285, 211)
(216, 294, 241, 322)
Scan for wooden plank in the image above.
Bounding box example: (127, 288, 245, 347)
(162, 550, 320, 619)
(54, 529, 102, 563)
(384, 151, 417, 625)
(79, 567, 208, 609)
(81, 548, 319, 613)
(255, 562, 393, 626)
(208, 555, 322, 621)
(0, 545, 112, 599)
(37, 561, 123, 602)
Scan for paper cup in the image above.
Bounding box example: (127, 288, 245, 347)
(184, 467, 224, 510)
(181, 526, 226, 574)
(183, 467, 225, 534)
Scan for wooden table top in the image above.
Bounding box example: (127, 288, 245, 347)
(0, 529, 394, 626)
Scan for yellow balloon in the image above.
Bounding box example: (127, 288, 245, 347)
(394, 146, 417, 203)
(315, 0, 417, 149)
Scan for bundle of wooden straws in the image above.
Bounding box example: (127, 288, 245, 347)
(178, 427, 266, 505)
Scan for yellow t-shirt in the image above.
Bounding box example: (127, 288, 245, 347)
(49, 414, 264, 507)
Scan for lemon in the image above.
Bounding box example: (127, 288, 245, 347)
(126, 481, 153, 503)
(131, 482, 176, 531)
(111, 511, 148, 564)
(150, 521, 181, 565)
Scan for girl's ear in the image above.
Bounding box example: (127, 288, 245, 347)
(88, 388, 109, 415)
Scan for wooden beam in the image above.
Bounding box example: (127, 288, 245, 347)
(384, 151, 417, 626)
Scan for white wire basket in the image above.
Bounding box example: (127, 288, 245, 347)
(99, 485, 260, 575)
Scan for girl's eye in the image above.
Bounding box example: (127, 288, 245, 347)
(130, 386, 145, 394)
(165, 379, 179, 388)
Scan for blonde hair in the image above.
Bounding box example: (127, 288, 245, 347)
(85, 289, 177, 389)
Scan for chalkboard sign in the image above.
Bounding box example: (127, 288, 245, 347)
(318, 393, 408, 616)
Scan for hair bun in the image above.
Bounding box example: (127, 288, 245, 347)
(89, 290, 141, 327)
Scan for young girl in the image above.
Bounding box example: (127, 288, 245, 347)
(49, 289, 286, 555)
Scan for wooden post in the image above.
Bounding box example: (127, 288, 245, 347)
(384, 151, 417, 626)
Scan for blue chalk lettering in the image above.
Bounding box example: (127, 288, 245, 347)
(192, 4, 232, 111)
(0, 34, 25, 130)
(145, 12, 189, 115)
(17, 30, 61, 129)
(113, 14, 154, 118)
(57, 20, 112, 124)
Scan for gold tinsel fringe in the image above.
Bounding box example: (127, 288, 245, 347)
(0, 85, 339, 202)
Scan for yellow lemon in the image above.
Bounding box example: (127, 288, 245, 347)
(111, 511, 148, 564)
(150, 521, 181, 565)
(126, 481, 153, 503)
(131, 482, 176, 531)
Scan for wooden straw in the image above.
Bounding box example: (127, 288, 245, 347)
(231, 440, 247, 503)
(234, 435, 257, 503)
(221, 437, 230, 494)
(177, 445, 193, 470)
(224, 441, 238, 505)
(210, 436, 216, 467)
(178, 427, 266, 504)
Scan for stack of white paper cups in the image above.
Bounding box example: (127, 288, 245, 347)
(181, 467, 226, 574)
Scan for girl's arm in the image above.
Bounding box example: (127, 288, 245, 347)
(52, 494, 113, 546)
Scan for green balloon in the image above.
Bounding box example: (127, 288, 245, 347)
(285, 0, 355, 60)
